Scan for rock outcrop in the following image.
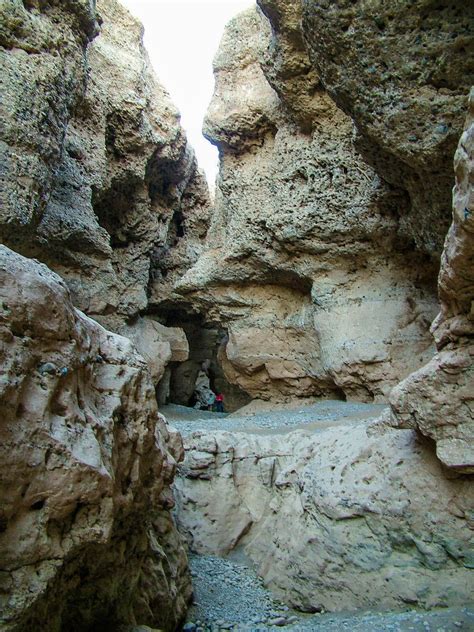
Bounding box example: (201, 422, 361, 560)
(390, 90, 474, 473)
(0, 246, 191, 631)
(300, 0, 474, 257)
(178, 6, 439, 403)
(0, 0, 210, 333)
(174, 417, 474, 613)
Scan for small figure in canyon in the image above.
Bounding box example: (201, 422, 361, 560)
(214, 393, 225, 413)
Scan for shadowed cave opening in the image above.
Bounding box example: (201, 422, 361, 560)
(155, 308, 251, 412)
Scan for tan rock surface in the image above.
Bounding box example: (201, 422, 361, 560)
(0, 246, 191, 631)
(179, 6, 439, 403)
(120, 317, 189, 385)
(390, 90, 474, 472)
(301, 0, 474, 257)
(0, 0, 210, 332)
(173, 416, 474, 613)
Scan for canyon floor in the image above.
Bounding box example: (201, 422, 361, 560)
(162, 399, 387, 436)
(166, 401, 474, 632)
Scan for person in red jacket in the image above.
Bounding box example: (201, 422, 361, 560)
(214, 393, 224, 413)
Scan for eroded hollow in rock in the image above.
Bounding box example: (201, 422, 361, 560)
(155, 308, 251, 412)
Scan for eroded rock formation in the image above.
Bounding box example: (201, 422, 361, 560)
(178, 6, 440, 403)
(174, 417, 474, 612)
(1, 0, 473, 626)
(390, 90, 474, 473)
(0, 246, 191, 631)
(172, 1, 474, 618)
(300, 0, 473, 257)
(0, 0, 207, 627)
(0, 0, 210, 333)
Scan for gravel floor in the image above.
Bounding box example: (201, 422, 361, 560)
(163, 400, 386, 436)
(185, 555, 474, 632)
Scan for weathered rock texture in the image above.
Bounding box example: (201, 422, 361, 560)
(121, 316, 189, 386)
(178, 6, 440, 403)
(300, 0, 474, 257)
(174, 418, 474, 613)
(390, 89, 474, 473)
(0, 246, 191, 631)
(0, 0, 210, 333)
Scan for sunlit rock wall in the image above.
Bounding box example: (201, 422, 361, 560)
(178, 6, 439, 403)
(0, 246, 191, 631)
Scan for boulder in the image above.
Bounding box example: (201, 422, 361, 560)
(174, 417, 474, 612)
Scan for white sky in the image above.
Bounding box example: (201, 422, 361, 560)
(120, 0, 253, 187)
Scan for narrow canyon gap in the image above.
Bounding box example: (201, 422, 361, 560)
(0, 0, 473, 631)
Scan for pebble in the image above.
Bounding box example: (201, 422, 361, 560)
(268, 617, 287, 626)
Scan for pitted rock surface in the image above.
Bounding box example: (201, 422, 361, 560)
(0, 246, 191, 631)
(0, 0, 210, 332)
(171, 404, 474, 613)
(179, 6, 439, 403)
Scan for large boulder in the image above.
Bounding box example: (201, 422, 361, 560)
(0, 246, 191, 631)
(120, 317, 189, 385)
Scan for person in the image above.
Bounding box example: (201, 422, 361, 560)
(214, 392, 224, 413)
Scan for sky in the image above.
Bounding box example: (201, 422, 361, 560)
(120, 0, 253, 187)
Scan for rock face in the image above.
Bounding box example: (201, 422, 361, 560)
(390, 90, 474, 473)
(300, 0, 474, 257)
(0, 0, 210, 332)
(178, 6, 439, 403)
(120, 317, 190, 385)
(0, 246, 191, 631)
(174, 417, 474, 613)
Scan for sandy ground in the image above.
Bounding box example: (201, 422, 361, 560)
(162, 399, 387, 436)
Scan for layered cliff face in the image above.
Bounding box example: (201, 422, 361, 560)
(178, 6, 439, 403)
(0, 246, 191, 631)
(0, 0, 210, 333)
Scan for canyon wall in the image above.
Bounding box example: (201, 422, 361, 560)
(173, 0, 473, 615)
(0, 0, 204, 628)
(1, 0, 473, 626)
(177, 5, 441, 404)
(0, 246, 191, 631)
(390, 90, 474, 473)
(176, 1, 473, 469)
(0, 0, 210, 335)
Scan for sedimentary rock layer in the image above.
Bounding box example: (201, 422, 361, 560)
(174, 417, 474, 613)
(0, 246, 191, 631)
(178, 6, 439, 403)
